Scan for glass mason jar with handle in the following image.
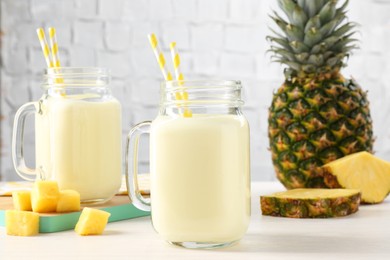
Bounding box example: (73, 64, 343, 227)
(12, 67, 122, 205)
(127, 80, 251, 249)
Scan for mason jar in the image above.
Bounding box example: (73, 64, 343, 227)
(12, 67, 122, 205)
(127, 80, 251, 249)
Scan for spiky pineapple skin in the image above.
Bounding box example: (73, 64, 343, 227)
(268, 76, 374, 189)
(260, 189, 361, 218)
(267, 0, 376, 189)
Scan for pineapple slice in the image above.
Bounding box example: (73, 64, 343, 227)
(6, 210, 40, 236)
(56, 190, 81, 213)
(12, 191, 32, 211)
(261, 189, 361, 218)
(75, 207, 111, 235)
(31, 180, 60, 213)
(322, 151, 390, 204)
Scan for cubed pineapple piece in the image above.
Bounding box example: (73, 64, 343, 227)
(56, 190, 81, 212)
(12, 191, 32, 211)
(75, 208, 111, 235)
(6, 210, 39, 236)
(31, 180, 60, 213)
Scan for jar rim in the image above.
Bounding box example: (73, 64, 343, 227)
(44, 67, 110, 76)
(162, 80, 242, 89)
(160, 79, 244, 108)
(42, 67, 110, 88)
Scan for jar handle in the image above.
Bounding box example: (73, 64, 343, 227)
(12, 102, 38, 181)
(126, 121, 152, 212)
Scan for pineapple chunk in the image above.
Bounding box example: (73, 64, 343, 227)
(12, 191, 32, 211)
(6, 210, 39, 236)
(31, 180, 60, 213)
(261, 188, 361, 218)
(322, 151, 390, 203)
(56, 190, 81, 212)
(75, 208, 111, 235)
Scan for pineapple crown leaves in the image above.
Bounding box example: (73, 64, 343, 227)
(268, 0, 358, 79)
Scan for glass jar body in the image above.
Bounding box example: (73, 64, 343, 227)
(14, 68, 122, 204)
(128, 80, 251, 248)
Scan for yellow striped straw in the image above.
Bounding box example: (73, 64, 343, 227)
(147, 33, 192, 117)
(169, 42, 192, 117)
(170, 42, 188, 99)
(37, 27, 64, 92)
(48, 27, 64, 85)
(147, 33, 173, 81)
(36, 28, 53, 68)
(48, 27, 61, 68)
(169, 42, 184, 82)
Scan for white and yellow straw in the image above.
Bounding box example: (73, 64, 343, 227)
(169, 42, 191, 117)
(36, 28, 54, 68)
(37, 27, 64, 88)
(169, 42, 184, 82)
(148, 34, 192, 117)
(170, 42, 188, 100)
(148, 33, 173, 81)
(48, 27, 61, 68)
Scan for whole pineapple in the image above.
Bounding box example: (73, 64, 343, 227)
(268, 0, 374, 189)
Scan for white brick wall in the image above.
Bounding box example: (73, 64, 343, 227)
(1, 0, 390, 182)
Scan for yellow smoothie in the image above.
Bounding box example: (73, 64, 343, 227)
(150, 114, 250, 243)
(35, 96, 122, 202)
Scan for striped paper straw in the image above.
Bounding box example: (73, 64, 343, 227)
(48, 27, 61, 68)
(169, 42, 192, 117)
(147, 33, 192, 117)
(36, 28, 53, 68)
(169, 42, 184, 82)
(37, 27, 64, 91)
(48, 27, 64, 85)
(169, 42, 188, 99)
(148, 33, 173, 81)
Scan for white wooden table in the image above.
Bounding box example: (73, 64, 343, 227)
(1, 181, 390, 260)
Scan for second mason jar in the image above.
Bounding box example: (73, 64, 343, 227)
(12, 67, 122, 204)
(127, 80, 251, 249)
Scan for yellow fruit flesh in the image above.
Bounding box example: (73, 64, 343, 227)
(31, 181, 60, 213)
(325, 152, 390, 203)
(268, 188, 361, 199)
(12, 191, 32, 211)
(6, 210, 39, 236)
(56, 190, 81, 213)
(75, 207, 111, 235)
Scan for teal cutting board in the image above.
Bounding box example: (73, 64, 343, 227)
(0, 196, 150, 233)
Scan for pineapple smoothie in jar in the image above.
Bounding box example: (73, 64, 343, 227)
(12, 67, 122, 204)
(127, 80, 251, 249)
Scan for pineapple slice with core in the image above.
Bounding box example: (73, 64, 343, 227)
(322, 151, 390, 204)
(261, 189, 361, 218)
(31, 180, 60, 213)
(75, 207, 111, 235)
(56, 190, 81, 213)
(6, 210, 39, 236)
(12, 191, 32, 211)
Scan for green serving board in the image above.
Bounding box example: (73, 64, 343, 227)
(0, 196, 150, 233)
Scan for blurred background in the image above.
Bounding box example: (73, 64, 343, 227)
(1, 0, 390, 181)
